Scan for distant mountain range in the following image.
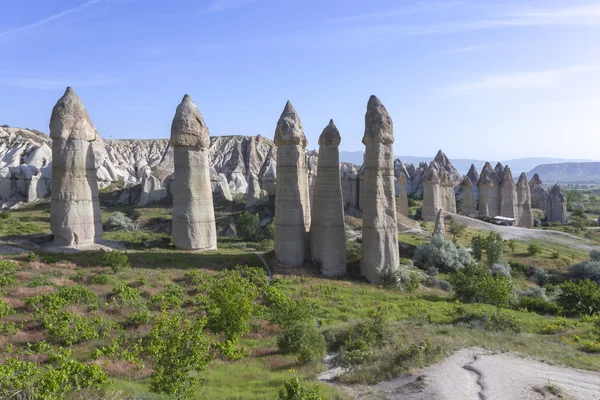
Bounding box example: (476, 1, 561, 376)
(339, 151, 598, 181)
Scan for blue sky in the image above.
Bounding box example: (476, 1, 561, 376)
(1, 0, 600, 160)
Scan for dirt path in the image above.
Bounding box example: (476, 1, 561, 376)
(326, 348, 600, 399)
(448, 214, 599, 252)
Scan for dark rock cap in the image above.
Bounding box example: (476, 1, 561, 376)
(170, 94, 210, 148)
(318, 119, 341, 146)
(49, 86, 98, 141)
(274, 101, 307, 147)
(363, 95, 394, 145)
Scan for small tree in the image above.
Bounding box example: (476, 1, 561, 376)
(448, 221, 466, 242)
(471, 235, 484, 262)
(237, 212, 262, 241)
(506, 239, 517, 253)
(485, 232, 503, 266)
(527, 243, 542, 256)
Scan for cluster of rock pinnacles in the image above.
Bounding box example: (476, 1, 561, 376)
(49, 87, 567, 284)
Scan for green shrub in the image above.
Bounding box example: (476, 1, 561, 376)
(377, 264, 411, 288)
(392, 337, 445, 369)
(125, 309, 151, 327)
(450, 306, 521, 333)
(0, 260, 17, 286)
(337, 306, 389, 366)
(102, 251, 129, 274)
(471, 235, 484, 262)
(277, 322, 326, 364)
(490, 263, 511, 278)
(486, 232, 504, 266)
(264, 284, 314, 328)
(590, 250, 600, 261)
(413, 236, 471, 272)
(57, 285, 98, 307)
(42, 311, 106, 345)
(150, 284, 186, 310)
(104, 211, 136, 231)
(109, 284, 144, 308)
(89, 273, 110, 285)
(527, 243, 542, 256)
(0, 299, 14, 319)
(278, 377, 326, 400)
(237, 211, 262, 241)
(570, 260, 600, 284)
(27, 278, 49, 288)
(27, 252, 40, 262)
(256, 239, 274, 252)
(147, 312, 214, 397)
(0, 357, 41, 396)
(557, 279, 600, 316)
(530, 267, 550, 286)
(449, 263, 515, 307)
(346, 240, 361, 264)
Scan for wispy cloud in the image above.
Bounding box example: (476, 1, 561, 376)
(334, 1, 473, 22)
(0, 0, 109, 44)
(439, 44, 491, 55)
(0, 77, 117, 90)
(442, 64, 600, 95)
(198, 0, 260, 14)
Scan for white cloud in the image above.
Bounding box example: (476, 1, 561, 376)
(439, 44, 491, 55)
(0, 0, 109, 44)
(0, 77, 117, 90)
(442, 64, 600, 94)
(199, 0, 260, 14)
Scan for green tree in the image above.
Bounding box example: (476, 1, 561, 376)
(237, 212, 262, 241)
(448, 221, 466, 242)
(506, 239, 517, 253)
(471, 235, 484, 262)
(486, 232, 503, 266)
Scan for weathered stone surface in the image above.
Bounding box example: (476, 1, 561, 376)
(397, 173, 409, 217)
(422, 163, 442, 222)
(422, 150, 457, 222)
(274, 101, 311, 266)
(137, 172, 168, 207)
(341, 162, 360, 209)
(170, 95, 217, 250)
(499, 166, 518, 219)
(246, 173, 268, 208)
(529, 173, 548, 210)
(546, 184, 568, 224)
(478, 162, 500, 218)
(49, 87, 102, 246)
(360, 96, 399, 283)
(310, 120, 346, 277)
(459, 176, 475, 217)
(516, 173, 534, 228)
(494, 162, 505, 179)
(433, 209, 445, 237)
(467, 164, 479, 185)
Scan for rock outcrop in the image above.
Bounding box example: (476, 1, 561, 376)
(459, 176, 475, 217)
(422, 163, 442, 222)
(310, 120, 346, 277)
(529, 173, 548, 210)
(516, 173, 534, 228)
(433, 209, 445, 237)
(467, 164, 479, 185)
(49, 87, 102, 246)
(546, 184, 568, 224)
(246, 173, 268, 208)
(340, 163, 360, 210)
(478, 162, 500, 218)
(170, 95, 217, 251)
(273, 101, 311, 267)
(499, 166, 518, 219)
(360, 96, 399, 283)
(494, 162, 504, 179)
(422, 150, 458, 222)
(397, 173, 409, 217)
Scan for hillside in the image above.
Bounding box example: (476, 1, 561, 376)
(527, 162, 600, 183)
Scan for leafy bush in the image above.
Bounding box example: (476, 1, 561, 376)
(27, 252, 40, 262)
(0, 260, 17, 286)
(527, 243, 542, 256)
(125, 309, 151, 327)
(517, 296, 560, 315)
(237, 211, 262, 241)
(104, 211, 136, 231)
(150, 284, 186, 310)
(0, 357, 40, 396)
(413, 236, 471, 272)
(490, 263, 511, 278)
(534, 218, 542, 227)
(392, 337, 444, 369)
(471, 235, 484, 262)
(449, 263, 515, 307)
(278, 377, 326, 400)
(265, 284, 314, 328)
(335, 306, 389, 366)
(557, 279, 600, 316)
(256, 239, 274, 252)
(377, 264, 410, 288)
(450, 305, 521, 333)
(486, 232, 504, 266)
(89, 273, 110, 285)
(570, 260, 600, 284)
(102, 251, 130, 274)
(530, 267, 551, 286)
(27, 278, 49, 288)
(590, 250, 600, 261)
(346, 240, 361, 264)
(0, 299, 14, 319)
(277, 322, 326, 364)
(146, 312, 214, 397)
(42, 311, 107, 345)
(109, 284, 144, 308)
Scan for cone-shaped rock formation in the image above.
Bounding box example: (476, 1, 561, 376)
(360, 96, 399, 283)
(397, 173, 409, 217)
(170, 95, 217, 250)
(478, 162, 500, 218)
(546, 184, 568, 224)
(50, 87, 102, 246)
(459, 176, 475, 216)
(529, 173, 548, 210)
(433, 209, 445, 237)
(499, 166, 518, 219)
(517, 173, 534, 228)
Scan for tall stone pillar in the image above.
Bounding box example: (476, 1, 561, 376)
(459, 176, 475, 217)
(49, 87, 102, 246)
(397, 173, 409, 217)
(274, 101, 311, 266)
(170, 95, 217, 250)
(310, 120, 346, 277)
(546, 184, 568, 224)
(499, 166, 518, 218)
(517, 173, 534, 228)
(478, 162, 500, 218)
(422, 163, 442, 222)
(361, 96, 399, 283)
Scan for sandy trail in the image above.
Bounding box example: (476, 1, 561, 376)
(325, 348, 600, 400)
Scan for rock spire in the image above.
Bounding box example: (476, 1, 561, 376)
(310, 120, 346, 277)
(546, 184, 568, 224)
(478, 162, 500, 218)
(273, 101, 311, 266)
(516, 173, 534, 228)
(397, 173, 409, 217)
(459, 176, 475, 217)
(170, 94, 217, 250)
(499, 166, 518, 219)
(433, 209, 445, 237)
(360, 96, 399, 283)
(529, 173, 548, 210)
(49, 87, 103, 246)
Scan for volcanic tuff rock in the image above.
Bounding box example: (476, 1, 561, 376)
(310, 120, 346, 277)
(397, 173, 409, 217)
(516, 173, 534, 228)
(494, 162, 505, 179)
(170, 94, 217, 251)
(433, 209, 445, 237)
(49, 87, 103, 246)
(422, 163, 442, 222)
(499, 166, 518, 219)
(360, 96, 399, 283)
(459, 176, 475, 217)
(422, 150, 458, 222)
(546, 184, 568, 224)
(273, 101, 311, 267)
(467, 164, 479, 184)
(529, 173, 548, 210)
(478, 162, 500, 218)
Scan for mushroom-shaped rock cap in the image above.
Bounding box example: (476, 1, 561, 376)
(467, 164, 479, 183)
(49, 87, 98, 141)
(363, 95, 394, 145)
(170, 94, 210, 148)
(460, 175, 473, 188)
(423, 163, 440, 184)
(478, 162, 499, 186)
(398, 173, 407, 184)
(500, 166, 515, 187)
(517, 172, 529, 187)
(274, 101, 307, 147)
(318, 119, 341, 146)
